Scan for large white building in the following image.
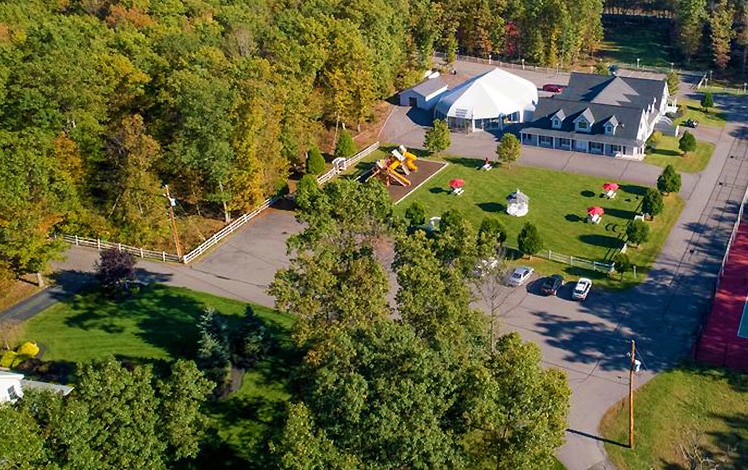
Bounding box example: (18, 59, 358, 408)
(434, 68, 538, 132)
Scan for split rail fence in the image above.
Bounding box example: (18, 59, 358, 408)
(59, 142, 381, 265)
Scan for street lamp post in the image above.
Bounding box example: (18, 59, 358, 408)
(670, 62, 674, 72)
(521, 58, 525, 70)
(636, 58, 640, 69)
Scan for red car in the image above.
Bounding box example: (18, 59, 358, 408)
(542, 84, 564, 93)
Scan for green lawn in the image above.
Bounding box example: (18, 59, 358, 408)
(600, 364, 748, 469)
(645, 135, 715, 173)
(396, 159, 683, 287)
(674, 98, 728, 128)
(21, 284, 296, 469)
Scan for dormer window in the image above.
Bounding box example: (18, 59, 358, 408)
(604, 124, 615, 135)
(552, 117, 562, 129)
(574, 108, 594, 133)
(577, 120, 588, 131)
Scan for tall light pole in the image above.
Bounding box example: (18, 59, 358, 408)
(629, 339, 636, 449)
(164, 185, 183, 259)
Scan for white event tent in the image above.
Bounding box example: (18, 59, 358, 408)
(434, 68, 538, 132)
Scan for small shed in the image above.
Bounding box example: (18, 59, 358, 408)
(399, 77, 448, 110)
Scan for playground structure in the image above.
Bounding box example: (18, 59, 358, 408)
(367, 145, 419, 187)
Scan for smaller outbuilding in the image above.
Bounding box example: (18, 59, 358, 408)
(399, 76, 448, 110)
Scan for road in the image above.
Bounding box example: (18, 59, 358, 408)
(5, 62, 747, 470)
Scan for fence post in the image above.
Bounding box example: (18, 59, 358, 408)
(97, 239, 101, 250)
(75, 235, 79, 246)
(162, 251, 166, 262)
(570, 255, 574, 266)
(118, 243, 122, 252)
(547, 249, 551, 260)
(140, 248, 144, 258)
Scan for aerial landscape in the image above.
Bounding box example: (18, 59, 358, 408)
(2, 1, 748, 469)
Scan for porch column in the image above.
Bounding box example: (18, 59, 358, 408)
(552, 137, 556, 149)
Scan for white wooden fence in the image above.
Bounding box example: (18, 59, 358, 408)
(55, 234, 182, 263)
(58, 142, 382, 265)
(543, 249, 614, 273)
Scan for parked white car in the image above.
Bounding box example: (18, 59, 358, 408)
(507, 266, 534, 287)
(572, 278, 592, 300)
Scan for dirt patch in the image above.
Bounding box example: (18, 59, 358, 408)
(0, 277, 42, 313)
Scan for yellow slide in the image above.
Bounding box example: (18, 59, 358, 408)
(387, 159, 411, 185)
(404, 151, 418, 171)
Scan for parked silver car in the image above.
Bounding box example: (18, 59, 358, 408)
(507, 266, 534, 287)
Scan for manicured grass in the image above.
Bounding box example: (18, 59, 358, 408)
(597, 23, 674, 68)
(600, 364, 748, 469)
(20, 284, 296, 469)
(674, 98, 728, 128)
(645, 135, 715, 173)
(396, 158, 682, 273)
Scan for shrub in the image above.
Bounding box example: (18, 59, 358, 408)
(647, 131, 663, 149)
(306, 147, 325, 175)
(405, 202, 426, 227)
(334, 130, 357, 159)
(1, 350, 17, 368)
(96, 248, 136, 289)
(17, 342, 39, 358)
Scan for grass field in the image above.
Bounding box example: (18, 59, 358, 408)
(674, 98, 728, 128)
(600, 364, 748, 469)
(596, 22, 674, 68)
(645, 135, 715, 173)
(395, 159, 683, 286)
(20, 284, 296, 468)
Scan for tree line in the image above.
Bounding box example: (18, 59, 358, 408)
(0, 0, 606, 283)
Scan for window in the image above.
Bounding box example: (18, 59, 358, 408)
(559, 138, 571, 148)
(539, 135, 553, 146)
(7, 386, 19, 402)
(610, 144, 621, 154)
(552, 118, 562, 129)
(577, 120, 588, 131)
(605, 124, 614, 135)
(589, 142, 604, 154)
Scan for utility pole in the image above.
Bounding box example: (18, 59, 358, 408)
(629, 339, 636, 449)
(164, 185, 183, 259)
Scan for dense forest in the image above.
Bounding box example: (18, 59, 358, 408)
(604, 0, 748, 72)
(0, 0, 607, 283)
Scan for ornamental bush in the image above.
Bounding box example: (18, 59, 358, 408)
(1, 350, 17, 368)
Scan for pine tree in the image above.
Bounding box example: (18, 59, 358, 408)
(643, 188, 664, 218)
(701, 91, 714, 112)
(657, 165, 682, 194)
(334, 130, 357, 159)
(517, 223, 543, 257)
(306, 147, 326, 175)
(679, 131, 697, 154)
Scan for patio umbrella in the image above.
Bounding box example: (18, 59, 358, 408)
(449, 178, 465, 189)
(587, 206, 605, 216)
(603, 182, 619, 191)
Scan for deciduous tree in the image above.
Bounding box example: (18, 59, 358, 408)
(643, 188, 665, 218)
(497, 133, 521, 168)
(95, 248, 135, 290)
(700, 91, 714, 111)
(424, 119, 451, 156)
(710, 0, 735, 70)
(626, 220, 651, 246)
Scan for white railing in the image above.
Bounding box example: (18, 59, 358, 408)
(55, 234, 182, 263)
(716, 185, 748, 292)
(181, 195, 280, 264)
(58, 142, 382, 265)
(543, 249, 614, 273)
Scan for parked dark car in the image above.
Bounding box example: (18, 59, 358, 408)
(684, 119, 699, 128)
(542, 84, 564, 93)
(608, 64, 620, 75)
(540, 274, 564, 296)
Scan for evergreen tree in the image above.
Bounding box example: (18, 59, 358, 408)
(657, 164, 682, 194)
(701, 91, 714, 111)
(626, 220, 651, 246)
(710, 0, 735, 70)
(676, 0, 707, 61)
(334, 130, 357, 159)
(306, 147, 326, 175)
(643, 188, 664, 218)
(666, 71, 680, 95)
(679, 131, 697, 154)
(517, 222, 543, 257)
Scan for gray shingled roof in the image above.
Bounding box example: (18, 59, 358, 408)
(525, 96, 645, 145)
(408, 77, 448, 97)
(575, 108, 595, 124)
(558, 72, 667, 110)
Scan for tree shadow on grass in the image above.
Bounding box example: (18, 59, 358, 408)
(429, 187, 450, 195)
(581, 190, 596, 198)
(445, 156, 489, 169)
(604, 207, 638, 220)
(620, 184, 647, 197)
(566, 214, 584, 222)
(579, 234, 625, 250)
(652, 148, 681, 157)
(478, 202, 506, 213)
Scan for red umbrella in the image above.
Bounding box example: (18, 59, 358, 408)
(587, 206, 605, 216)
(603, 182, 619, 191)
(449, 178, 465, 189)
